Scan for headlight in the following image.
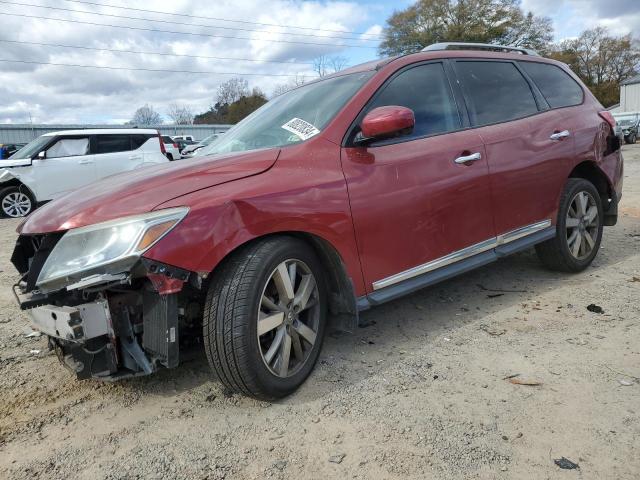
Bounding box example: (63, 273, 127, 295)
(37, 207, 188, 290)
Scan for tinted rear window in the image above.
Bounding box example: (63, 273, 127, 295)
(131, 134, 155, 149)
(455, 61, 539, 126)
(95, 134, 132, 154)
(161, 136, 173, 143)
(520, 62, 584, 108)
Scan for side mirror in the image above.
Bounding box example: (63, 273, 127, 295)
(358, 106, 415, 143)
(37, 151, 46, 159)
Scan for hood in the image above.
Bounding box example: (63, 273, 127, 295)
(20, 148, 279, 234)
(0, 158, 32, 168)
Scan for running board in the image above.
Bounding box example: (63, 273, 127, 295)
(357, 225, 555, 310)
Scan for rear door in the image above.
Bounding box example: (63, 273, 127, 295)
(453, 59, 574, 236)
(32, 135, 96, 200)
(341, 61, 495, 293)
(93, 133, 141, 179)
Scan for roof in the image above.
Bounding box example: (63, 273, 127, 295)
(43, 128, 160, 136)
(622, 74, 640, 86)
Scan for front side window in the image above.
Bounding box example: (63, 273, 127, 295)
(46, 138, 90, 158)
(199, 71, 374, 156)
(520, 62, 584, 108)
(364, 62, 461, 141)
(455, 61, 539, 126)
(95, 135, 133, 154)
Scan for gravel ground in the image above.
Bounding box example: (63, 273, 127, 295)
(0, 145, 639, 480)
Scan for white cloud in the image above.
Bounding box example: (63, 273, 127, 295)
(1, 0, 380, 123)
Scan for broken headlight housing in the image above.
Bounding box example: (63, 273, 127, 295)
(36, 207, 188, 291)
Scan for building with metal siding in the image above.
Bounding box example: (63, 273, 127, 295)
(610, 75, 640, 114)
(0, 124, 232, 144)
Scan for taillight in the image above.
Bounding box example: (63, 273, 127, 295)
(157, 132, 166, 154)
(598, 111, 616, 131)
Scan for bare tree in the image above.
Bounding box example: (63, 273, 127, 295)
(166, 103, 194, 125)
(130, 104, 163, 125)
(272, 75, 307, 97)
(216, 78, 250, 106)
(313, 55, 349, 77)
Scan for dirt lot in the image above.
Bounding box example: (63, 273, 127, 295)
(0, 145, 639, 480)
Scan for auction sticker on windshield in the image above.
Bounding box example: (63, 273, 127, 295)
(281, 118, 320, 141)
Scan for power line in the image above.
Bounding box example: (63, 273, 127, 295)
(0, 38, 318, 66)
(59, 0, 384, 39)
(0, 0, 379, 43)
(0, 58, 316, 76)
(0, 12, 378, 49)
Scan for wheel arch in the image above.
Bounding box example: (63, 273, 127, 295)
(208, 231, 358, 320)
(568, 159, 614, 204)
(0, 178, 37, 201)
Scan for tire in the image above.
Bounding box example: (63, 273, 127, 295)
(203, 236, 327, 400)
(631, 133, 637, 144)
(535, 178, 603, 272)
(0, 186, 34, 218)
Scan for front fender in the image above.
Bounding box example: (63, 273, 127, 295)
(143, 140, 366, 296)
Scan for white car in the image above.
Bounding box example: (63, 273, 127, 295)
(161, 136, 181, 161)
(0, 129, 169, 218)
(181, 134, 219, 158)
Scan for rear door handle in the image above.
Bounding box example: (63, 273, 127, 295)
(549, 130, 571, 141)
(78, 159, 93, 165)
(454, 152, 482, 164)
(129, 155, 143, 161)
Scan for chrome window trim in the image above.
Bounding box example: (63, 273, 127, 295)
(372, 219, 551, 291)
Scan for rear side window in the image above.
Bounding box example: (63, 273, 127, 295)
(455, 61, 539, 126)
(365, 63, 461, 141)
(519, 62, 584, 108)
(95, 135, 133, 154)
(131, 134, 155, 149)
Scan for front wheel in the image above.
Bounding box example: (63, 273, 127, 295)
(203, 237, 327, 400)
(535, 178, 603, 272)
(0, 186, 34, 218)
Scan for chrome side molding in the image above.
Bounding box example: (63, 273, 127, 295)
(372, 219, 552, 291)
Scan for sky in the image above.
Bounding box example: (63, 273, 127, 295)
(0, 0, 638, 124)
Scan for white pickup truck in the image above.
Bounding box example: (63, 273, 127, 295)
(0, 129, 169, 217)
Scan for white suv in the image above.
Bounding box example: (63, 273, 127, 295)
(0, 129, 168, 217)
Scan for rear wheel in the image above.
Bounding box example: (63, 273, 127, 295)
(0, 186, 34, 218)
(203, 237, 327, 400)
(535, 178, 603, 272)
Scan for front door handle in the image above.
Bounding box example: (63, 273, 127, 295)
(78, 159, 93, 165)
(549, 130, 571, 141)
(454, 152, 482, 164)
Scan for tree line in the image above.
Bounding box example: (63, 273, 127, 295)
(130, 0, 639, 126)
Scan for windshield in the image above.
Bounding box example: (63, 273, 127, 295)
(199, 134, 218, 146)
(9, 135, 51, 159)
(199, 71, 374, 156)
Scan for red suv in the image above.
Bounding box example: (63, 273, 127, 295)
(12, 43, 623, 399)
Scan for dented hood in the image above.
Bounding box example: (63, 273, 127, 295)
(20, 149, 279, 234)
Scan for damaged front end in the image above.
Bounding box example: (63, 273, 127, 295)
(11, 208, 203, 381)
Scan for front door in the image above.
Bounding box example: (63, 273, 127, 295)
(33, 135, 96, 200)
(341, 62, 496, 293)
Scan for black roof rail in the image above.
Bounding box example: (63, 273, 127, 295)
(422, 42, 540, 57)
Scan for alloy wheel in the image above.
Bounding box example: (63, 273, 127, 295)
(2, 192, 32, 217)
(565, 190, 599, 260)
(257, 259, 320, 378)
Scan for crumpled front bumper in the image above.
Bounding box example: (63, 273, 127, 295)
(11, 232, 196, 381)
